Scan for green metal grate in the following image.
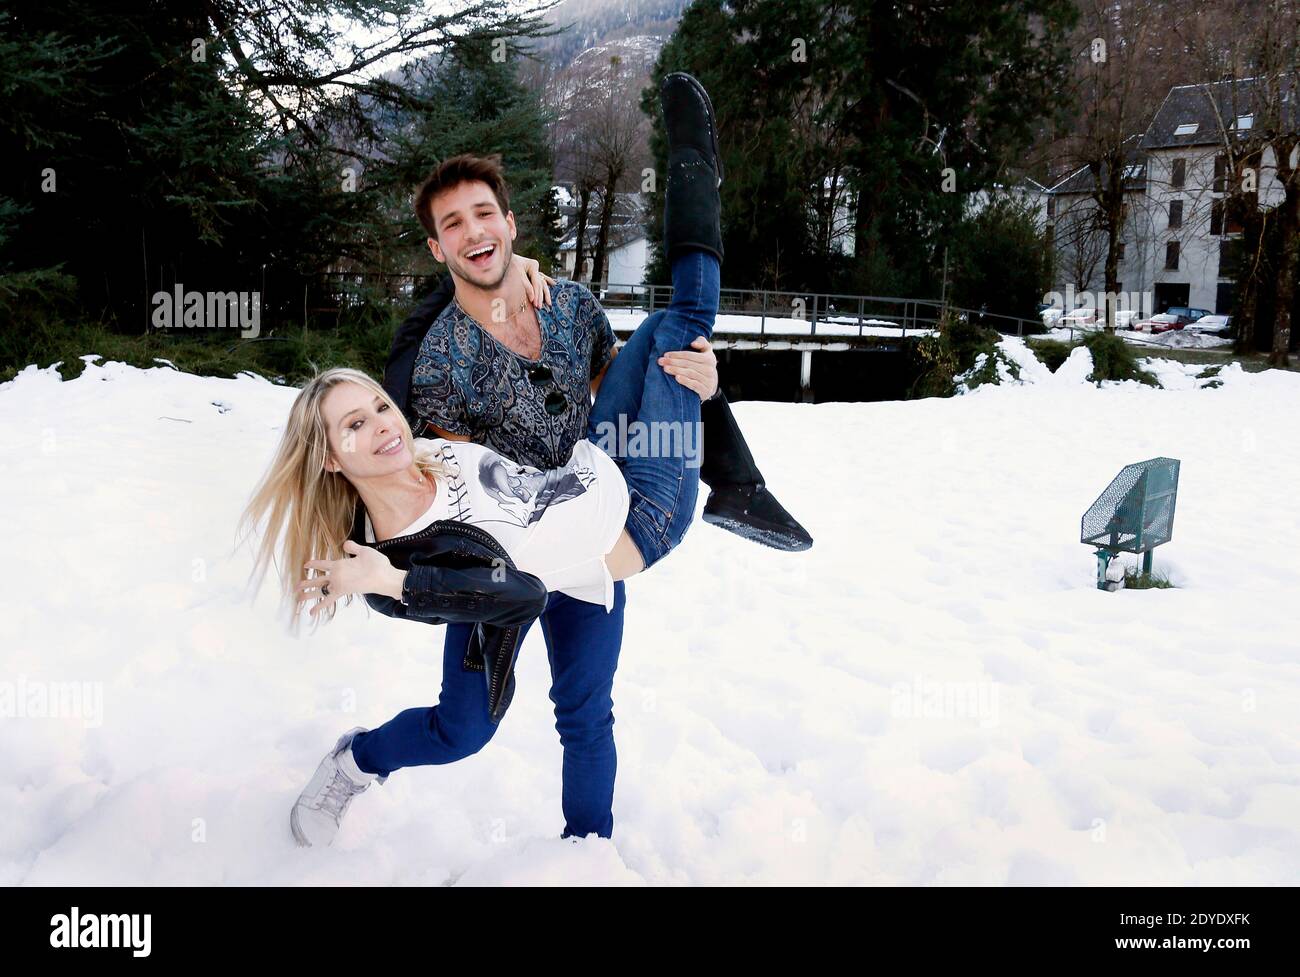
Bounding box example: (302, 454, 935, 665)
(1081, 457, 1180, 554)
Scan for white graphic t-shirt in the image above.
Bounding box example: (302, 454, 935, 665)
(365, 437, 630, 611)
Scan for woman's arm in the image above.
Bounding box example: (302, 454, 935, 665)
(299, 540, 548, 627)
(395, 556, 548, 627)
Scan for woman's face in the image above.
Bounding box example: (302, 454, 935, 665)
(318, 382, 413, 480)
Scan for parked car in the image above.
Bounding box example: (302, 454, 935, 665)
(1165, 306, 1213, 323)
(1135, 312, 1185, 334)
(1187, 313, 1233, 337)
(1061, 307, 1097, 329)
(1037, 303, 1063, 327)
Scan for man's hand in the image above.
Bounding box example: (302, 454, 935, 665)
(659, 337, 719, 400)
(511, 253, 554, 308)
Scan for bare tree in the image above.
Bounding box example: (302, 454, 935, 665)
(1177, 0, 1300, 365)
(527, 48, 640, 281)
(583, 55, 648, 286)
(1051, 0, 1182, 329)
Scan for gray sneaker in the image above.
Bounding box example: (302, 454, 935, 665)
(290, 726, 387, 848)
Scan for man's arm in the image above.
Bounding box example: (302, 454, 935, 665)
(382, 273, 456, 425)
(425, 421, 472, 442)
(590, 348, 618, 398)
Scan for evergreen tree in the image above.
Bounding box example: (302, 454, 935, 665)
(948, 193, 1054, 325)
(0, 0, 557, 328)
(369, 35, 562, 282)
(639, 0, 1075, 298)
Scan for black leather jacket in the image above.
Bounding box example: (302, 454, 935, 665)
(381, 273, 455, 435)
(348, 497, 548, 724)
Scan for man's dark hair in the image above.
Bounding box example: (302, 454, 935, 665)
(414, 153, 511, 240)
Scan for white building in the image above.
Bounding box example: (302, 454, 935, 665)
(1043, 79, 1298, 316)
(555, 188, 649, 293)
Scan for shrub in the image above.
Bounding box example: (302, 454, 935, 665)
(908, 310, 1003, 398)
(1030, 338, 1074, 372)
(1081, 330, 1159, 386)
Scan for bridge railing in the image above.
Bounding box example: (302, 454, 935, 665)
(589, 281, 1042, 339)
(309, 271, 1043, 338)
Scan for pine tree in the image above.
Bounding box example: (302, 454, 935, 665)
(639, 0, 1075, 297)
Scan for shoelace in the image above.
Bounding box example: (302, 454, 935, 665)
(319, 768, 364, 820)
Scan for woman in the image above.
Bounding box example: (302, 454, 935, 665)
(241, 74, 737, 847)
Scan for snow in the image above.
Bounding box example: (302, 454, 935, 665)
(1045, 325, 1234, 350)
(2, 343, 1299, 884)
(606, 308, 933, 339)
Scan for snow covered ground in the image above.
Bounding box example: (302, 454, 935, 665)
(1044, 325, 1234, 350)
(2, 338, 1298, 884)
(606, 308, 934, 339)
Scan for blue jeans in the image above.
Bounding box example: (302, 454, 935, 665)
(350, 580, 627, 839)
(587, 249, 721, 569)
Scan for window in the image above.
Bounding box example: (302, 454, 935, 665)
(1169, 199, 1183, 229)
(1231, 114, 1254, 130)
(1046, 196, 1056, 218)
(1171, 158, 1186, 189)
(1165, 241, 1180, 270)
(1116, 242, 1126, 260)
(1214, 155, 1227, 193)
(1211, 200, 1223, 235)
(1226, 195, 1253, 234)
(1173, 122, 1199, 136)
(1219, 238, 1243, 278)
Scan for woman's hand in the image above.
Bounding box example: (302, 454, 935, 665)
(511, 253, 554, 309)
(659, 337, 719, 400)
(296, 539, 402, 619)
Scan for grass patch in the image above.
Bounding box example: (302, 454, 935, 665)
(1123, 566, 1176, 589)
(1124, 345, 1300, 374)
(1196, 364, 1225, 389)
(0, 314, 404, 386)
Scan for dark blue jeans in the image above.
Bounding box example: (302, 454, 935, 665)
(350, 580, 626, 839)
(587, 249, 721, 569)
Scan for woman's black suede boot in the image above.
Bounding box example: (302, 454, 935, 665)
(699, 391, 814, 552)
(659, 72, 724, 265)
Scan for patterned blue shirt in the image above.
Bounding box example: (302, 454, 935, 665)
(409, 279, 618, 471)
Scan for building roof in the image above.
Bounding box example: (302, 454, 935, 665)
(1048, 136, 1148, 195)
(1138, 78, 1296, 150)
(556, 188, 647, 252)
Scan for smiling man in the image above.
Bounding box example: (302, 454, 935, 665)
(372, 151, 809, 841)
(375, 153, 670, 842)
(405, 155, 636, 469)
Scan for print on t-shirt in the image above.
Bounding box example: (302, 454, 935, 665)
(474, 449, 596, 529)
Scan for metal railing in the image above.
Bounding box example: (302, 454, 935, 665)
(308, 271, 1045, 339)
(588, 280, 1043, 339)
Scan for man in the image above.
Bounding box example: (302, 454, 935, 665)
(380, 140, 809, 839)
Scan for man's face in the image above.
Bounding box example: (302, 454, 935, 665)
(426, 181, 517, 291)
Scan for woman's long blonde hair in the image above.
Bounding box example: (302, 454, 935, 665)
(236, 367, 454, 634)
